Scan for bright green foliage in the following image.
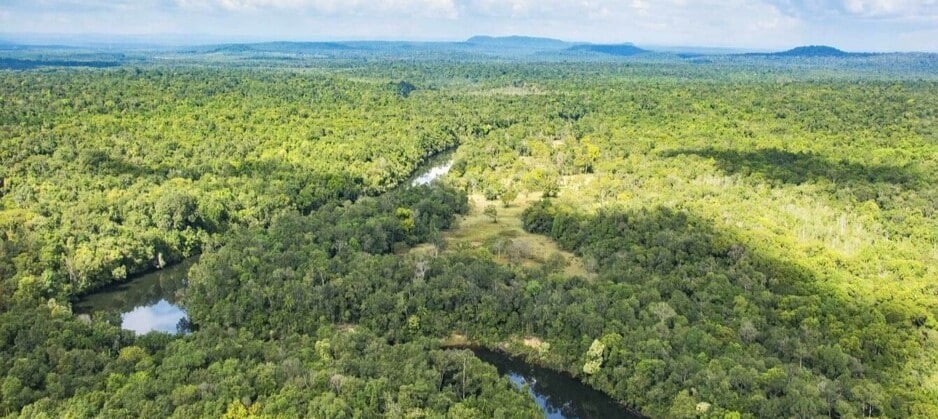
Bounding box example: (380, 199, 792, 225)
(582, 339, 606, 375)
(1, 53, 937, 418)
(0, 69, 471, 296)
(499, 188, 518, 208)
(0, 303, 539, 417)
(483, 204, 498, 223)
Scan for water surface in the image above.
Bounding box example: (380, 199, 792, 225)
(74, 258, 194, 335)
(75, 149, 456, 334)
(410, 151, 454, 187)
(470, 348, 643, 419)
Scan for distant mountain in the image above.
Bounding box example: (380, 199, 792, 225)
(649, 45, 756, 55)
(568, 43, 649, 56)
(753, 45, 872, 58)
(774, 46, 850, 57)
(0, 57, 122, 70)
(464, 36, 570, 49)
(207, 42, 354, 54)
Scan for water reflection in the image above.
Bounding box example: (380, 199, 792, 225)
(120, 300, 188, 334)
(470, 348, 643, 419)
(74, 258, 195, 335)
(412, 160, 453, 186)
(409, 151, 455, 187)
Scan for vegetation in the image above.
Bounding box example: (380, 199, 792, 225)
(0, 68, 474, 296)
(1, 305, 539, 417)
(758, 45, 863, 58)
(429, 192, 590, 278)
(449, 71, 938, 416)
(1, 46, 936, 417)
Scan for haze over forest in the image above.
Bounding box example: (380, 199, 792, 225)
(2, 0, 938, 52)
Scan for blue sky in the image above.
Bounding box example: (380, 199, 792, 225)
(1, 0, 936, 51)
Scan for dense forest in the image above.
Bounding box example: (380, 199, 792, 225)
(1, 46, 937, 418)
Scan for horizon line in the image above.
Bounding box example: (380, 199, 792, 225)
(1, 33, 935, 54)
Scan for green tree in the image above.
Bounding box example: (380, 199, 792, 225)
(483, 205, 498, 223)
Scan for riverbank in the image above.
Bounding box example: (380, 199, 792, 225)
(441, 335, 647, 418)
(72, 147, 459, 332)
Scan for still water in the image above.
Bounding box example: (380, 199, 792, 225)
(73, 258, 194, 335)
(470, 348, 644, 419)
(409, 151, 454, 187)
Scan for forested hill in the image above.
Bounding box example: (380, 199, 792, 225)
(0, 57, 122, 70)
(463, 35, 571, 49)
(747, 45, 872, 58)
(567, 43, 649, 56)
(203, 42, 354, 54)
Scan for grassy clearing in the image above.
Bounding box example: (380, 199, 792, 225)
(425, 192, 593, 278)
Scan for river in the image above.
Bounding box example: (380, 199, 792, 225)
(72, 257, 194, 335)
(71, 152, 635, 417)
(407, 150, 455, 187)
(73, 152, 457, 335)
(468, 348, 644, 419)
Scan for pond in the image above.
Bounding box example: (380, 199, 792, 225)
(73, 258, 195, 335)
(469, 348, 644, 419)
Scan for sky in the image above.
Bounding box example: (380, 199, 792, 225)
(0, 0, 936, 52)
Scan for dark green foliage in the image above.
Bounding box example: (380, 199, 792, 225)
(663, 148, 920, 188)
(0, 69, 470, 296)
(186, 185, 468, 334)
(0, 184, 540, 417)
(393, 81, 417, 98)
(0, 305, 538, 417)
(1, 52, 936, 418)
(179, 182, 928, 416)
(519, 201, 921, 416)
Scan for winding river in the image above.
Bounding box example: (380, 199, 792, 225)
(469, 348, 643, 419)
(407, 150, 455, 187)
(72, 152, 638, 417)
(74, 152, 456, 335)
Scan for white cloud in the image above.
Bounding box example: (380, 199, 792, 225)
(1, 0, 935, 51)
(120, 300, 186, 335)
(770, 0, 938, 20)
(841, 0, 938, 17)
(461, 0, 605, 18)
(175, 0, 459, 18)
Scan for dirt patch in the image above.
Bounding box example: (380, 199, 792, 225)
(442, 333, 471, 347)
(523, 336, 545, 350)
